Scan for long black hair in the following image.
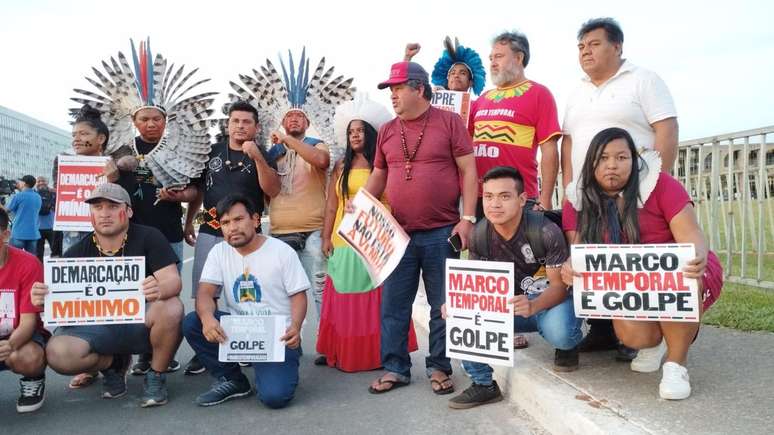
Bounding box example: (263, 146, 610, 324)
(339, 119, 378, 200)
(74, 105, 110, 151)
(577, 127, 645, 244)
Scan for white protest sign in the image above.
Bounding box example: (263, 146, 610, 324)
(336, 188, 409, 287)
(218, 315, 286, 363)
(445, 259, 514, 367)
(54, 155, 110, 232)
(431, 90, 471, 127)
(571, 244, 700, 323)
(44, 257, 145, 327)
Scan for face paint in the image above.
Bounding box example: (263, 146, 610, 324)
(90, 213, 98, 228)
(118, 208, 128, 224)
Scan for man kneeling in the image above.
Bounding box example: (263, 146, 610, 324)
(31, 183, 183, 407)
(445, 167, 583, 409)
(183, 193, 308, 409)
(0, 206, 48, 413)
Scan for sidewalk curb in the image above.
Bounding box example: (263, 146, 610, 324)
(412, 298, 653, 435)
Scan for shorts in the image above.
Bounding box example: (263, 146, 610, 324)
(0, 330, 48, 372)
(701, 251, 724, 311)
(54, 322, 151, 355)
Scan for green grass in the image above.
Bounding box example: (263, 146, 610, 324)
(702, 283, 774, 332)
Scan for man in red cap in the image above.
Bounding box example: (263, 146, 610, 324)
(360, 61, 477, 395)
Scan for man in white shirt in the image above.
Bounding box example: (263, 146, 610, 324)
(561, 17, 678, 188)
(561, 17, 679, 361)
(182, 193, 309, 409)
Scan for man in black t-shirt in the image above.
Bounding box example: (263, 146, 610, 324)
(182, 101, 280, 375)
(443, 167, 583, 410)
(31, 183, 183, 408)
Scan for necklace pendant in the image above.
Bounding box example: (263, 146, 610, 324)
(237, 161, 243, 167)
(404, 163, 413, 181)
(225, 160, 231, 165)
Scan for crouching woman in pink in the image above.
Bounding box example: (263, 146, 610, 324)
(561, 127, 722, 400)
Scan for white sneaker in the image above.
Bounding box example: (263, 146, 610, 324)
(659, 362, 691, 400)
(630, 340, 666, 373)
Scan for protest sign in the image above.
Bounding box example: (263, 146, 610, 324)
(431, 90, 471, 127)
(445, 259, 514, 367)
(336, 188, 409, 287)
(54, 155, 110, 231)
(571, 244, 700, 322)
(218, 315, 286, 363)
(43, 256, 145, 327)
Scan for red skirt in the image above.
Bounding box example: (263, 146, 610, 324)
(316, 277, 418, 372)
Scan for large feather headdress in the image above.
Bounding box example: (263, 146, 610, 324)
(70, 38, 217, 188)
(431, 36, 486, 96)
(228, 48, 356, 147)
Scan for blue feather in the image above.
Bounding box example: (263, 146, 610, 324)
(146, 37, 154, 105)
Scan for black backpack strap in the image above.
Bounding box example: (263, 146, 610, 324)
(524, 210, 546, 265)
(469, 219, 490, 260)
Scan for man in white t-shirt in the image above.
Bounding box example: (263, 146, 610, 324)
(561, 17, 678, 188)
(182, 193, 309, 409)
(561, 17, 678, 363)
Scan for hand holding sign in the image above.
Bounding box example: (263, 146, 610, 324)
(30, 282, 48, 307)
(203, 316, 227, 344)
(510, 294, 534, 318)
(682, 253, 707, 279)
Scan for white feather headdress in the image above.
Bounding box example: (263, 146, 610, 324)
(333, 93, 392, 148)
(70, 38, 217, 188)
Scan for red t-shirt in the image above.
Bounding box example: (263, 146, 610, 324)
(469, 80, 561, 198)
(374, 106, 474, 232)
(0, 247, 45, 338)
(562, 173, 692, 243)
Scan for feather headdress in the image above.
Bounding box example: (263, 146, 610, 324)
(228, 48, 356, 147)
(70, 37, 217, 188)
(333, 93, 392, 148)
(431, 36, 486, 96)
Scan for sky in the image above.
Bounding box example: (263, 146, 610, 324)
(1, 0, 772, 141)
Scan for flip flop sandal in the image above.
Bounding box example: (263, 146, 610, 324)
(430, 377, 455, 395)
(368, 376, 410, 394)
(69, 372, 98, 389)
(514, 334, 529, 349)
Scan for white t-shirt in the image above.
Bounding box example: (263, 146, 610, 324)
(199, 236, 310, 328)
(563, 60, 677, 182)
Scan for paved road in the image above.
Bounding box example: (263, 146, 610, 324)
(1, 245, 544, 435)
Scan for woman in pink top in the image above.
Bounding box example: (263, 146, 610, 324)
(561, 127, 722, 401)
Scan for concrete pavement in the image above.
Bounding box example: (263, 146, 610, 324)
(1, 246, 545, 435)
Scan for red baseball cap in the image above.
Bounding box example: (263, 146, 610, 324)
(377, 61, 430, 89)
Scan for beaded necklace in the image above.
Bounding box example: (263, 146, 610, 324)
(399, 110, 430, 181)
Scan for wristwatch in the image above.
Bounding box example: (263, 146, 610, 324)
(461, 215, 477, 224)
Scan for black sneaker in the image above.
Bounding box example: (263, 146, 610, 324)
(448, 381, 503, 409)
(140, 371, 168, 408)
(17, 376, 45, 413)
(615, 344, 638, 362)
(133, 354, 181, 375)
(184, 355, 206, 376)
(554, 348, 580, 372)
(195, 375, 252, 407)
(131, 353, 152, 376)
(313, 355, 327, 366)
(102, 354, 130, 399)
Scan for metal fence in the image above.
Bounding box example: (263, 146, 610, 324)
(674, 126, 774, 289)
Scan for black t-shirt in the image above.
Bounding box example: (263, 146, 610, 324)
(195, 141, 275, 237)
(117, 137, 184, 243)
(64, 224, 179, 276)
(470, 219, 569, 296)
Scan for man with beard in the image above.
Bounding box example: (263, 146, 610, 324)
(183, 193, 308, 409)
(182, 101, 280, 375)
(469, 31, 561, 214)
(31, 183, 183, 407)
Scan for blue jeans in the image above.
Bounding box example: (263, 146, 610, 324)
(462, 294, 583, 385)
(10, 238, 37, 255)
(182, 311, 300, 409)
(295, 230, 327, 317)
(170, 241, 184, 274)
(381, 224, 457, 379)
